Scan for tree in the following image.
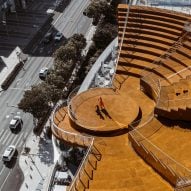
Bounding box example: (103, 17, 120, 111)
(83, 0, 110, 25)
(54, 44, 77, 62)
(46, 69, 66, 88)
(18, 84, 51, 120)
(69, 34, 86, 52)
(41, 82, 64, 104)
(54, 34, 86, 63)
(93, 23, 117, 49)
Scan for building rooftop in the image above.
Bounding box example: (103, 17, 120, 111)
(51, 3, 191, 190)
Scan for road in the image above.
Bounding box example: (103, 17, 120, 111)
(0, 0, 92, 190)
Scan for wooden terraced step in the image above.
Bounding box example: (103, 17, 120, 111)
(116, 63, 130, 73)
(119, 38, 170, 51)
(119, 17, 183, 32)
(126, 6, 190, 21)
(121, 43, 165, 56)
(126, 12, 186, 26)
(89, 176, 171, 190)
(119, 29, 178, 42)
(120, 50, 158, 61)
(119, 22, 181, 36)
(52, 4, 191, 190)
(118, 6, 190, 23)
(118, 59, 154, 71)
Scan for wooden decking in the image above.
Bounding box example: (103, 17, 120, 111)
(51, 4, 191, 191)
(70, 88, 139, 133)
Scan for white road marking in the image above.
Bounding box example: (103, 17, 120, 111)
(0, 128, 5, 137)
(0, 170, 11, 191)
(15, 132, 24, 147)
(0, 166, 5, 176)
(1, 131, 12, 145)
(9, 134, 19, 146)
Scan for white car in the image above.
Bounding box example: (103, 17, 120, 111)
(2, 145, 16, 162)
(39, 67, 49, 80)
(9, 116, 22, 130)
(54, 32, 63, 41)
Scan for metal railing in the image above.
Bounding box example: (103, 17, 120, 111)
(51, 100, 93, 147)
(129, 117, 191, 188)
(68, 140, 101, 191)
(67, 86, 116, 126)
(51, 100, 102, 191)
(116, 0, 132, 65)
(166, 66, 191, 80)
(141, 30, 189, 81)
(112, 0, 132, 90)
(139, 0, 191, 15)
(129, 111, 154, 130)
(142, 75, 161, 93)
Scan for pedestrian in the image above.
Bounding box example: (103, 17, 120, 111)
(95, 105, 104, 120)
(98, 97, 105, 110)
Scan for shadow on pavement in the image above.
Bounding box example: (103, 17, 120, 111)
(0, 0, 71, 57)
(30, 26, 68, 57)
(38, 135, 54, 166)
(2, 162, 24, 191)
(55, 0, 71, 13)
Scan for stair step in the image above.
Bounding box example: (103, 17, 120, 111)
(89, 178, 144, 189)
(93, 168, 152, 180)
(98, 158, 143, 169)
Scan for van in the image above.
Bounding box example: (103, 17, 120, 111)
(9, 116, 22, 130)
(39, 67, 49, 80)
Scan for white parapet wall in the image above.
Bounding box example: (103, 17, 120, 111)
(78, 37, 118, 93)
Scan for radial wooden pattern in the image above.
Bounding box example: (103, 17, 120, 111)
(70, 88, 139, 132)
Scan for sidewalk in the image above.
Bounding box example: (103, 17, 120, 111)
(19, 129, 55, 191)
(0, 47, 25, 91)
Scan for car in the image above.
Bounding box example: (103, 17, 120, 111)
(2, 145, 16, 162)
(42, 32, 53, 43)
(54, 32, 63, 42)
(39, 67, 49, 80)
(9, 116, 22, 130)
(46, 7, 54, 14)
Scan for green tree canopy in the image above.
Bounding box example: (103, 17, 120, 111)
(93, 22, 117, 49)
(46, 69, 66, 88)
(54, 34, 86, 63)
(83, 0, 110, 19)
(41, 82, 64, 104)
(18, 84, 51, 119)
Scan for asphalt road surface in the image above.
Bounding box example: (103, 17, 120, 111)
(0, 0, 92, 190)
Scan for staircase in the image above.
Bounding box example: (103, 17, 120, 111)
(155, 75, 191, 121)
(86, 135, 172, 191)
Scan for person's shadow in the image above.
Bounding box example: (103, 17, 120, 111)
(101, 108, 112, 119)
(95, 105, 104, 120)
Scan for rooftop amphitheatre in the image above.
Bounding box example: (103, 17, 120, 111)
(51, 3, 191, 191)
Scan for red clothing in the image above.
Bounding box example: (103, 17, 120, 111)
(98, 97, 105, 108)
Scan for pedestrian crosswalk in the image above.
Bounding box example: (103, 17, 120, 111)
(0, 128, 27, 178)
(0, 128, 27, 149)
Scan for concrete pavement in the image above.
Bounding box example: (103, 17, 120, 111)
(19, 127, 55, 191)
(17, 19, 96, 191)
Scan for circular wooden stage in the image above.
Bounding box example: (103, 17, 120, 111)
(69, 88, 139, 134)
